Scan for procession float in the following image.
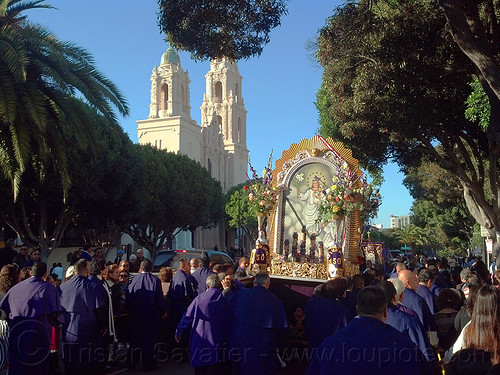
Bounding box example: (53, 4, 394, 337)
(245, 135, 381, 344)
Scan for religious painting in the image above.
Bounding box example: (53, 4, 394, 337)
(282, 162, 336, 247)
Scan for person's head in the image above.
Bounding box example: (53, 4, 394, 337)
(129, 254, 137, 264)
(136, 248, 144, 260)
(29, 248, 41, 261)
(395, 262, 406, 273)
(223, 263, 234, 276)
(356, 286, 388, 321)
(352, 274, 365, 289)
(5, 238, 15, 249)
(159, 267, 173, 283)
(311, 178, 320, 189)
(19, 244, 29, 258)
(379, 280, 398, 306)
(30, 262, 47, 279)
(461, 269, 472, 283)
(19, 267, 31, 281)
(418, 268, 435, 288)
(104, 264, 120, 282)
(398, 269, 419, 291)
(388, 277, 406, 303)
(446, 348, 492, 375)
(119, 260, 130, 271)
(118, 270, 130, 284)
(322, 278, 348, 300)
(495, 270, 500, 286)
(139, 259, 153, 272)
(190, 258, 200, 270)
(212, 264, 223, 273)
(82, 243, 92, 253)
(365, 259, 373, 268)
(88, 259, 106, 276)
(206, 274, 221, 289)
(436, 288, 462, 311)
(178, 258, 190, 274)
(75, 259, 89, 277)
(239, 257, 249, 269)
(0, 264, 18, 293)
(254, 272, 271, 289)
(46, 273, 58, 286)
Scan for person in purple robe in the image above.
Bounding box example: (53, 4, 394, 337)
(228, 272, 288, 375)
(305, 287, 433, 375)
(190, 252, 216, 296)
(59, 259, 106, 374)
(399, 270, 438, 348)
(379, 281, 437, 363)
(175, 274, 232, 375)
(417, 268, 437, 314)
(87, 259, 112, 370)
(305, 279, 349, 351)
(127, 259, 167, 371)
(170, 258, 198, 324)
(0, 262, 61, 375)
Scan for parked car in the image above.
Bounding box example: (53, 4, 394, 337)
(151, 249, 234, 272)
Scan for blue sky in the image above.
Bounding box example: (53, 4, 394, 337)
(29, 0, 412, 227)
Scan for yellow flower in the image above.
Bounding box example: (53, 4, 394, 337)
(333, 206, 340, 212)
(331, 185, 337, 190)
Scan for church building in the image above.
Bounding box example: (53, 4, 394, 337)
(137, 48, 249, 249)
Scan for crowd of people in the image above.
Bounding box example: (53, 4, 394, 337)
(1, 238, 500, 375)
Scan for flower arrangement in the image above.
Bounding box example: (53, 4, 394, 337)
(317, 161, 381, 223)
(245, 152, 278, 215)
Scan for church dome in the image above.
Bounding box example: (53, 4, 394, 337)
(161, 47, 180, 65)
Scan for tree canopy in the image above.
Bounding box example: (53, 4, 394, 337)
(316, 0, 500, 252)
(157, 0, 288, 60)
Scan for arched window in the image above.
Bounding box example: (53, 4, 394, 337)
(234, 83, 239, 102)
(161, 84, 168, 110)
(214, 81, 223, 102)
(207, 158, 212, 177)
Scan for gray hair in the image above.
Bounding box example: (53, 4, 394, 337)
(206, 274, 221, 289)
(254, 272, 270, 286)
(388, 277, 405, 300)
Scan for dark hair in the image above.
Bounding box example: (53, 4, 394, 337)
(446, 348, 492, 375)
(464, 286, 500, 364)
(357, 286, 387, 315)
(19, 267, 31, 281)
(103, 264, 119, 281)
(378, 280, 397, 305)
(31, 262, 47, 278)
(436, 288, 462, 310)
(159, 267, 173, 282)
(234, 270, 246, 279)
(322, 278, 347, 300)
(140, 259, 153, 272)
(466, 285, 482, 314)
(0, 265, 18, 293)
(212, 264, 223, 273)
(418, 268, 434, 283)
(88, 259, 106, 276)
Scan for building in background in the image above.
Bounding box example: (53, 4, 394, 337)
(390, 214, 412, 229)
(136, 48, 249, 250)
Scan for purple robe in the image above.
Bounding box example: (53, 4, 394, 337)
(0, 276, 60, 375)
(59, 274, 105, 369)
(170, 269, 197, 323)
(176, 288, 232, 367)
(305, 295, 348, 350)
(416, 284, 436, 315)
(127, 272, 166, 363)
(386, 304, 436, 362)
(229, 286, 288, 375)
(306, 317, 432, 375)
(396, 302, 420, 320)
(190, 267, 216, 296)
(401, 287, 435, 331)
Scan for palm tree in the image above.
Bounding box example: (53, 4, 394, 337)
(394, 224, 428, 254)
(0, 0, 129, 198)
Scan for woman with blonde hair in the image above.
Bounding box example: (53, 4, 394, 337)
(452, 286, 500, 364)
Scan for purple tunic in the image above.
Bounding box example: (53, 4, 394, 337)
(229, 286, 288, 375)
(306, 317, 433, 375)
(190, 267, 216, 296)
(401, 287, 434, 331)
(0, 276, 60, 375)
(416, 284, 436, 314)
(170, 269, 198, 323)
(176, 288, 232, 367)
(305, 295, 348, 350)
(59, 274, 105, 369)
(127, 272, 166, 357)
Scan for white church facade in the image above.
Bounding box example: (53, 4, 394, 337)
(136, 48, 249, 250)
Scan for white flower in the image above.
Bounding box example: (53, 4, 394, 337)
(295, 173, 304, 182)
